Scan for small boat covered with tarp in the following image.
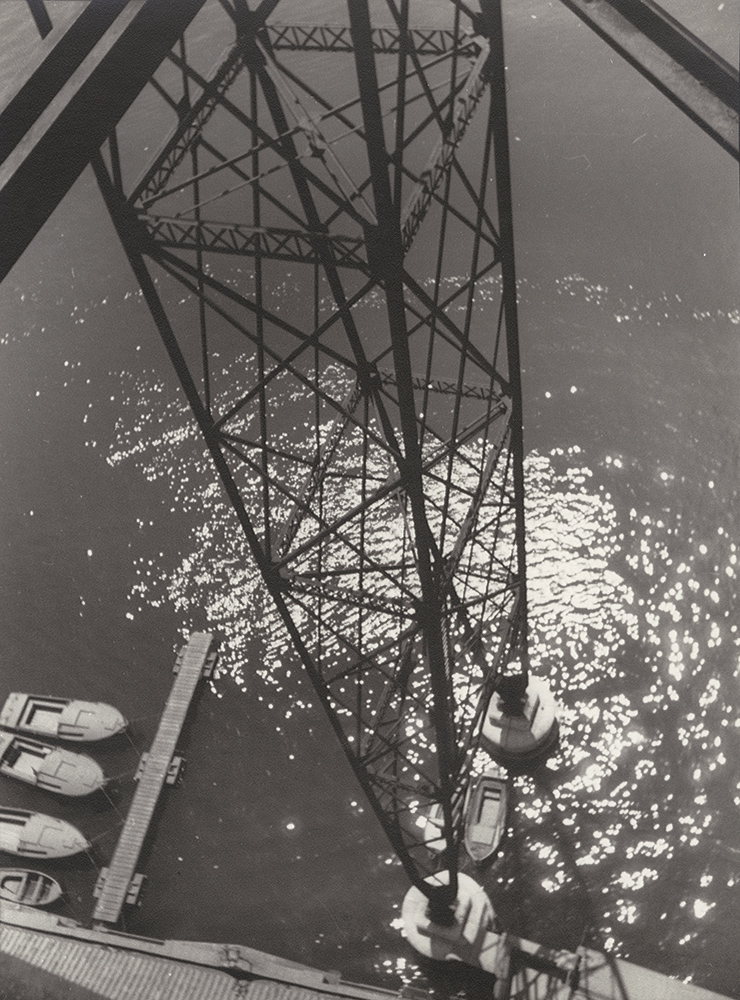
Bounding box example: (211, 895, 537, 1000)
(0, 694, 126, 742)
(0, 807, 89, 858)
(0, 732, 105, 796)
(0, 868, 62, 906)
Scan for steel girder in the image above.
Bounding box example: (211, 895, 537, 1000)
(556, 0, 739, 159)
(265, 24, 482, 57)
(92, 0, 526, 913)
(0, 0, 208, 283)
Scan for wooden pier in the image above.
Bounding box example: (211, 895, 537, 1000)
(92, 632, 216, 925)
(0, 904, 732, 1000)
(1, 904, 398, 1000)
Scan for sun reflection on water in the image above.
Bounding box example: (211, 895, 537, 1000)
(100, 271, 740, 988)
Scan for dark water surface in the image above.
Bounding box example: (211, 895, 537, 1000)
(1, 1, 740, 996)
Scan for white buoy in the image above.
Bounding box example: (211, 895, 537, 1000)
(401, 872, 510, 989)
(481, 674, 560, 773)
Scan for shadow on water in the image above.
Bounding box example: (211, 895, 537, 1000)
(512, 768, 635, 1000)
(412, 958, 498, 1000)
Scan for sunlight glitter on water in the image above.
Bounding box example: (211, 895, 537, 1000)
(96, 269, 740, 986)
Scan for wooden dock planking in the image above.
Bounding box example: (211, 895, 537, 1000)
(1, 913, 733, 1000)
(1, 924, 240, 1000)
(93, 632, 214, 925)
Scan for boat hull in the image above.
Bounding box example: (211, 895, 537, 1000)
(0, 694, 127, 741)
(0, 807, 90, 859)
(0, 733, 105, 796)
(464, 772, 508, 863)
(0, 868, 63, 906)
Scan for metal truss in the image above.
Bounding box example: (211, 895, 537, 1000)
(265, 23, 482, 57)
(91, 0, 528, 914)
(0, 0, 734, 941)
(3, 0, 735, 283)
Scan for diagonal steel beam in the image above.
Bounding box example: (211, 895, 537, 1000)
(401, 40, 490, 251)
(275, 380, 364, 560)
(0, 0, 207, 283)
(0, 0, 129, 168)
(26, 0, 53, 39)
(130, 43, 248, 205)
(556, 0, 738, 159)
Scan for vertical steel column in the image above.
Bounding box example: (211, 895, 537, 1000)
(348, 0, 459, 920)
(480, 0, 529, 672)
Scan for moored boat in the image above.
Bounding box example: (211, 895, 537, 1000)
(0, 732, 105, 796)
(0, 807, 90, 858)
(464, 769, 508, 863)
(0, 868, 63, 906)
(0, 694, 127, 741)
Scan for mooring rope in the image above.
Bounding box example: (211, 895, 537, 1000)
(100, 785, 128, 825)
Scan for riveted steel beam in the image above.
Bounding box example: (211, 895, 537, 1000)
(0, 0, 130, 168)
(557, 0, 738, 159)
(401, 40, 491, 252)
(145, 217, 367, 268)
(266, 23, 481, 57)
(0, 0, 207, 283)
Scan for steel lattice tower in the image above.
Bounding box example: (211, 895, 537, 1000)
(91, 0, 527, 919)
